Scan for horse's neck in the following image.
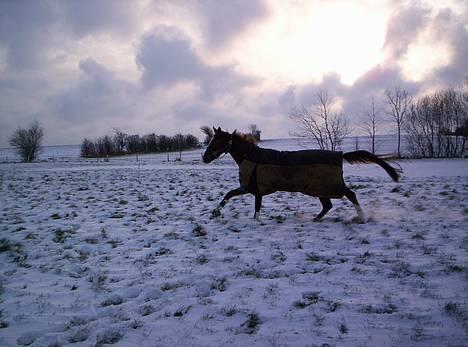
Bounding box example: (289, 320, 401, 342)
(229, 136, 255, 165)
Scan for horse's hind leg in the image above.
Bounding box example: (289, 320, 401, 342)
(344, 185, 365, 222)
(254, 194, 263, 219)
(314, 197, 333, 221)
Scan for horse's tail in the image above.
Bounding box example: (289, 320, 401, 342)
(343, 150, 401, 182)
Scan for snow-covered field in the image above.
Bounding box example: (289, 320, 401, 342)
(1, 140, 467, 346)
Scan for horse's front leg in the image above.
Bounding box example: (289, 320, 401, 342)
(211, 186, 248, 217)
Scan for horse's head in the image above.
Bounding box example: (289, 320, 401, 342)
(202, 127, 234, 163)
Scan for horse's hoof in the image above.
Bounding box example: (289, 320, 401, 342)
(352, 216, 366, 224)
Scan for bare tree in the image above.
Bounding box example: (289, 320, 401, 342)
(9, 121, 44, 162)
(113, 128, 127, 154)
(200, 126, 214, 145)
(290, 91, 349, 151)
(80, 138, 96, 157)
(385, 86, 412, 158)
(361, 97, 381, 154)
(248, 124, 261, 142)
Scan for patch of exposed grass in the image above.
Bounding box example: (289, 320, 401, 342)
(360, 303, 398, 314)
(327, 300, 341, 312)
(0, 238, 22, 253)
(53, 228, 75, 243)
(140, 304, 155, 316)
(68, 327, 90, 343)
(444, 301, 468, 327)
(294, 291, 321, 309)
(210, 277, 228, 292)
(220, 305, 238, 317)
(240, 312, 261, 334)
(174, 305, 192, 317)
(339, 322, 348, 334)
(160, 281, 183, 291)
(445, 264, 464, 273)
(192, 224, 207, 237)
(195, 254, 208, 264)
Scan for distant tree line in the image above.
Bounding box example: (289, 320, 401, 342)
(405, 86, 467, 158)
(81, 129, 200, 157)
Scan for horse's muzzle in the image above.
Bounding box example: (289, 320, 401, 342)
(202, 152, 212, 163)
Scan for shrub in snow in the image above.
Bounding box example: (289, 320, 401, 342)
(220, 305, 238, 317)
(16, 331, 41, 346)
(140, 304, 155, 316)
(96, 327, 123, 345)
(143, 288, 163, 301)
(210, 277, 228, 292)
(68, 327, 90, 343)
(101, 294, 124, 307)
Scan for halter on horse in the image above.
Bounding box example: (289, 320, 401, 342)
(203, 127, 401, 222)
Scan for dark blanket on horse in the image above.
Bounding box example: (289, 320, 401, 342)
(246, 148, 342, 166)
(239, 147, 344, 198)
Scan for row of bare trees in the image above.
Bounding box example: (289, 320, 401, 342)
(405, 87, 467, 158)
(80, 129, 200, 158)
(290, 83, 467, 158)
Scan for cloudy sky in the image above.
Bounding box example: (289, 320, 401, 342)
(0, 0, 466, 146)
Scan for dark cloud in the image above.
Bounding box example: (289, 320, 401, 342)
(430, 8, 468, 85)
(384, 3, 432, 62)
(171, 100, 236, 130)
(0, 1, 137, 71)
(297, 73, 348, 107)
(57, 0, 137, 37)
(49, 59, 138, 123)
(192, 0, 269, 49)
(0, 1, 55, 70)
(136, 29, 255, 100)
(278, 86, 297, 109)
(277, 65, 422, 127)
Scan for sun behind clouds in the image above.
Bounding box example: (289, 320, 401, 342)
(231, 1, 388, 85)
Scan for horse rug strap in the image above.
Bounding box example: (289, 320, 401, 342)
(239, 148, 344, 198)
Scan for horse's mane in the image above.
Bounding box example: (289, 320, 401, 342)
(236, 132, 257, 144)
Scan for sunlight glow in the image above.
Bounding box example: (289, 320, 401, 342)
(400, 31, 453, 82)
(232, 2, 387, 85)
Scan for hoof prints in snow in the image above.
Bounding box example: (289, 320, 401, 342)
(0, 158, 467, 346)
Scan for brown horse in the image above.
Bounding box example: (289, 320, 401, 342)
(202, 127, 401, 222)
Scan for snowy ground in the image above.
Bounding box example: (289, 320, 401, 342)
(0, 142, 467, 346)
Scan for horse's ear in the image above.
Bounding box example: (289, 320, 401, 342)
(217, 126, 222, 132)
(232, 129, 237, 135)
(213, 126, 217, 134)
